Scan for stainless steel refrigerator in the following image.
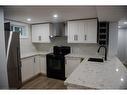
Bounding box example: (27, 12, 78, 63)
(4, 22, 22, 89)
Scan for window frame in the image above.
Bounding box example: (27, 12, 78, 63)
(10, 24, 28, 39)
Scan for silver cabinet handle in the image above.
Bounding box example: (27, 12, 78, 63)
(84, 35, 87, 40)
(38, 36, 41, 41)
(34, 57, 35, 63)
(74, 35, 78, 41)
(74, 35, 75, 40)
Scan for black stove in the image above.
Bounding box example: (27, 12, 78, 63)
(46, 46, 70, 80)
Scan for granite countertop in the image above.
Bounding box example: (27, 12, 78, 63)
(64, 56, 127, 89)
(65, 53, 103, 58)
(21, 51, 50, 59)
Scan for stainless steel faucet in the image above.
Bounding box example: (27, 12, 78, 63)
(97, 45, 107, 61)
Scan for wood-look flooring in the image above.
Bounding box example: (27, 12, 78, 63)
(21, 75, 67, 89)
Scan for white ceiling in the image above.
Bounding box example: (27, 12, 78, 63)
(96, 6, 127, 22)
(4, 6, 97, 24)
(4, 6, 127, 24)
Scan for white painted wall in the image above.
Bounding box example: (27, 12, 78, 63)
(20, 24, 37, 55)
(117, 28, 127, 64)
(0, 8, 9, 89)
(108, 22, 118, 57)
(96, 6, 127, 21)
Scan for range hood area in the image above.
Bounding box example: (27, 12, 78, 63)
(50, 22, 66, 38)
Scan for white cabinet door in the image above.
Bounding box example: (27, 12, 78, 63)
(67, 20, 86, 43)
(78, 20, 86, 43)
(42, 24, 50, 43)
(40, 55, 46, 74)
(67, 19, 97, 43)
(32, 24, 41, 42)
(33, 56, 41, 76)
(85, 19, 97, 43)
(32, 24, 50, 43)
(67, 21, 78, 43)
(21, 57, 34, 82)
(68, 20, 85, 43)
(65, 57, 81, 78)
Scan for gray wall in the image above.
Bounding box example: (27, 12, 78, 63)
(117, 28, 127, 64)
(0, 8, 9, 89)
(108, 22, 118, 56)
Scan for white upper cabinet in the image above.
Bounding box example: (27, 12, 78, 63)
(32, 23, 51, 43)
(67, 21, 78, 43)
(67, 19, 97, 43)
(85, 19, 97, 43)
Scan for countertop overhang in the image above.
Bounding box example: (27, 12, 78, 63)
(21, 51, 50, 59)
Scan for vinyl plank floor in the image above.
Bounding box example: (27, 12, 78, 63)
(21, 75, 67, 89)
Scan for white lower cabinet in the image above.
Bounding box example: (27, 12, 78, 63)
(33, 55, 41, 76)
(40, 55, 46, 74)
(65, 57, 81, 78)
(21, 55, 47, 82)
(21, 54, 82, 81)
(21, 57, 34, 82)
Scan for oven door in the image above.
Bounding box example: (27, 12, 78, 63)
(46, 54, 65, 80)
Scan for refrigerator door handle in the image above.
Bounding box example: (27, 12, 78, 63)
(17, 45, 22, 83)
(17, 47, 22, 67)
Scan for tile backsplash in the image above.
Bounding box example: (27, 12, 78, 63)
(33, 37, 102, 55)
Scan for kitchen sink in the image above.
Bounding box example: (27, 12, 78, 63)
(88, 58, 104, 62)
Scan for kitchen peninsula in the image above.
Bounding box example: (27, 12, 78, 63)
(64, 55, 127, 89)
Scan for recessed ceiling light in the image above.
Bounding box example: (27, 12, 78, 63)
(115, 68, 119, 72)
(124, 21, 127, 24)
(53, 14, 58, 18)
(120, 78, 124, 82)
(27, 18, 31, 21)
(118, 26, 121, 28)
